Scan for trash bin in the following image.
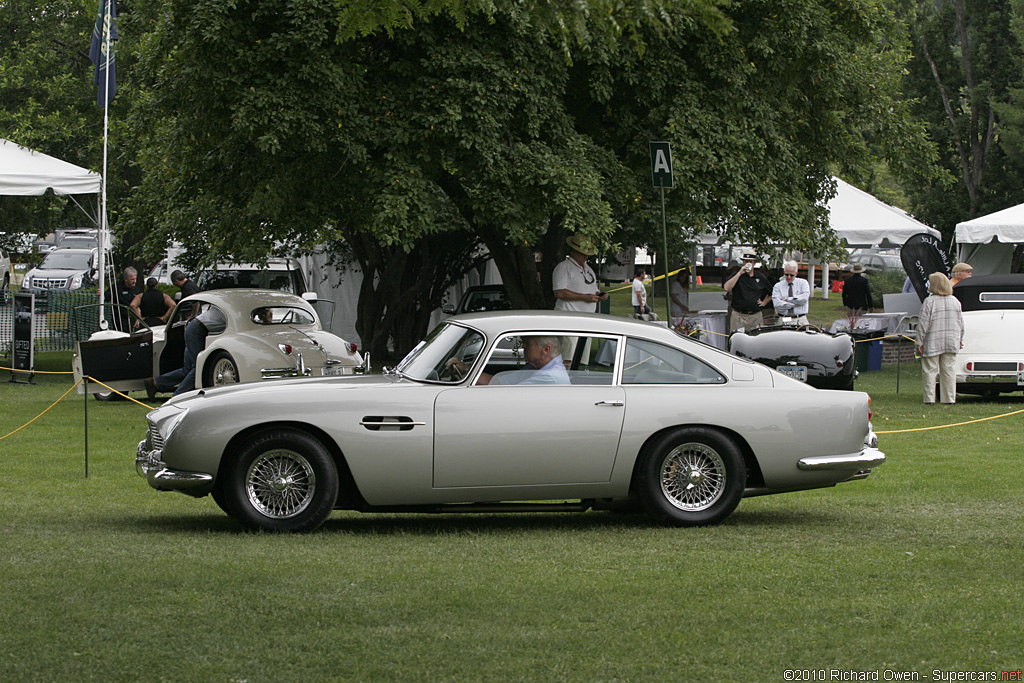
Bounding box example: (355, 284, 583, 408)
(853, 333, 883, 371)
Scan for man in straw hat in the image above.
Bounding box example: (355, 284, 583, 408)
(842, 262, 874, 314)
(950, 262, 973, 287)
(724, 252, 772, 332)
(553, 234, 608, 313)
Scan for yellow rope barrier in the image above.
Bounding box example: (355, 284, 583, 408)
(875, 407, 1024, 434)
(0, 377, 85, 442)
(1, 365, 75, 374)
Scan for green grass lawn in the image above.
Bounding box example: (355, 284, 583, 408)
(2, 334, 1023, 681)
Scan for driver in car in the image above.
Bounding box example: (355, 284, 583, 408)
(447, 336, 570, 385)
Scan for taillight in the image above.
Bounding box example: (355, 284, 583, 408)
(278, 344, 293, 355)
(346, 343, 358, 354)
(966, 362, 973, 371)
(867, 395, 872, 421)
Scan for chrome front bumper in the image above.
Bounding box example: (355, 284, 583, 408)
(136, 440, 214, 492)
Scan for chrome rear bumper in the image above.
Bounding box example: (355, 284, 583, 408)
(798, 446, 886, 471)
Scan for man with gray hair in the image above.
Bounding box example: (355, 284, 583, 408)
(447, 335, 570, 385)
(771, 260, 810, 325)
(113, 266, 142, 331)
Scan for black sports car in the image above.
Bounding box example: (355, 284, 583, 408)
(728, 325, 857, 390)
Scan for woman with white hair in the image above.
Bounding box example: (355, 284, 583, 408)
(916, 272, 964, 404)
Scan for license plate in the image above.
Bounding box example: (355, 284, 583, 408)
(323, 366, 348, 377)
(777, 365, 808, 382)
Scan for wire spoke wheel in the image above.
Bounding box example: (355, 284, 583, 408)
(659, 442, 726, 512)
(245, 449, 316, 519)
(212, 356, 239, 385)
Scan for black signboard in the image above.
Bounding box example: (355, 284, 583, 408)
(900, 233, 952, 301)
(12, 292, 34, 380)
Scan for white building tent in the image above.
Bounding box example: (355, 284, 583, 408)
(0, 138, 101, 196)
(954, 203, 1024, 275)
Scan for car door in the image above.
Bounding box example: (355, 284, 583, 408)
(432, 334, 625, 488)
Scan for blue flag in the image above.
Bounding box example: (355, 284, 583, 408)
(89, 0, 118, 107)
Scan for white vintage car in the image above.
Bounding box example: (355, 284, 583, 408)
(74, 288, 363, 398)
(135, 311, 884, 532)
(954, 274, 1024, 396)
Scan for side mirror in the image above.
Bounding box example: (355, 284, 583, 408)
(441, 304, 456, 315)
(301, 291, 318, 302)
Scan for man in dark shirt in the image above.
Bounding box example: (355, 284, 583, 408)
(724, 253, 772, 332)
(171, 269, 200, 299)
(842, 263, 874, 314)
(112, 267, 142, 331)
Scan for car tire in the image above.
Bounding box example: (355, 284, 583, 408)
(220, 429, 339, 532)
(204, 351, 239, 387)
(94, 390, 123, 401)
(636, 427, 746, 527)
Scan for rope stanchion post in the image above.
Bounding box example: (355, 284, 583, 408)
(84, 375, 89, 478)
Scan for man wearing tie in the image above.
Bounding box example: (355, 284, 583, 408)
(772, 261, 811, 325)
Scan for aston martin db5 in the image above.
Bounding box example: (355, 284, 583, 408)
(135, 311, 885, 532)
(74, 288, 363, 398)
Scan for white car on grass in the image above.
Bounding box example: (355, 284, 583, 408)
(73, 288, 363, 399)
(954, 274, 1024, 396)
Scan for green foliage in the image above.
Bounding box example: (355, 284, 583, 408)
(903, 0, 1024, 237)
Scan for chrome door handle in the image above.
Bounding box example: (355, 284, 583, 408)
(595, 400, 624, 407)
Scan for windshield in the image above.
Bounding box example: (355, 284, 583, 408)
(396, 323, 485, 383)
(40, 251, 92, 271)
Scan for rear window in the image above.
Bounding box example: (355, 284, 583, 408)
(251, 306, 316, 325)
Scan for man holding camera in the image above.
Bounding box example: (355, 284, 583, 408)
(724, 253, 772, 332)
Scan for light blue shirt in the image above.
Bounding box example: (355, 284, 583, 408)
(772, 277, 810, 316)
(491, 355, 570, 385)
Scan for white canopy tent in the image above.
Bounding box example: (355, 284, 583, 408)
(825, 177, 939, 247)
(954, 203, 1024, 275)
(0, 138, 101, 197)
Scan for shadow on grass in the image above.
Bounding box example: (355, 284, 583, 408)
(124, 504, 843, 536)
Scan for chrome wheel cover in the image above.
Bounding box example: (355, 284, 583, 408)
(245, 449, 316, 519)
(659, 442, 726, 512)
(213, 357, 239, 385)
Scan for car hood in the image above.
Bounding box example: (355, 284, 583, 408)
(27, 267, 89, 277)
(162, 372, 407, 407)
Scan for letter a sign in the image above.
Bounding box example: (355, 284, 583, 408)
(649, 141, 673, 189)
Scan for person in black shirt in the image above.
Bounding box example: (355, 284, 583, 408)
(130, 277, 176, 326)
(171, 269, 200, 299)
(112, 267, 142, 331)
(724, 253, 772, 332)
(842, 263, 874, 314)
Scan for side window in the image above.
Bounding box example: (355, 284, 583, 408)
(482, 334, 617, 386)
(622, 338, 725, 384)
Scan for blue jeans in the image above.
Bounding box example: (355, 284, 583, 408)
(155, 318, 208, 396)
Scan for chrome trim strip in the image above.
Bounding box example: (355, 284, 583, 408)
(798, 447, 885, 471)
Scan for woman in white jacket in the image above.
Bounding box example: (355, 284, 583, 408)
(916, 272, 965, 404)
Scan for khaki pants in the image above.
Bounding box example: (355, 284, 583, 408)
(730, 310, 763, 333)
(921, 353, 957, 404)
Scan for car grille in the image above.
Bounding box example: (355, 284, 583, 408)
(147, 423, 164, 450)
(32, 278, 69, 289)
(972, 362, 1018, 372)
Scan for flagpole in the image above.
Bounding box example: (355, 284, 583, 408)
(97, 0, 111, 321)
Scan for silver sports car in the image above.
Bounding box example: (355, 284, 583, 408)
(136, 311, 885, 532)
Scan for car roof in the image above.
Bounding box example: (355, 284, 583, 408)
(447, 310, 686, 344)
(953, 274, 1024, 311)
(181, 287, 311, 309)
(205, 257, 300, 271)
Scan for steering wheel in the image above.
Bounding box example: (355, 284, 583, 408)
(442, 358, 464, 381)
